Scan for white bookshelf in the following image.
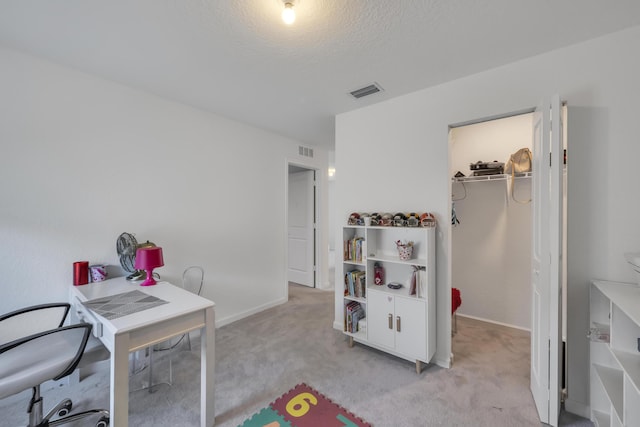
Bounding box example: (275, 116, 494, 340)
(340, 225, 436, 373)
(590, 280, 640, 426)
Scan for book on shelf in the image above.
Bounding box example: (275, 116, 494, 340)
(344, 301, 357, 332)
(344, 269, 366, 298)
(409, 267, 427, 298)
(344, 301, 365, 333)
(417, 268, 426, 298)
(343, 237, 366, 263)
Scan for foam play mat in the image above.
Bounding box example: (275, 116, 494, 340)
(239, 383, 371, 427)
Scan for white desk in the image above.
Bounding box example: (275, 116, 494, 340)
(69, 276, 215, 427)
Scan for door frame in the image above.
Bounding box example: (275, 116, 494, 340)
(285, 160, 320, 292)
(446, 102, 564, 425)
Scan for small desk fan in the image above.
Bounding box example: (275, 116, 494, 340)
(116, 232, 155, 281)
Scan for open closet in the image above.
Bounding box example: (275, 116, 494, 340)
(450, 113, 534, 331)
(450, 101, 568, 425)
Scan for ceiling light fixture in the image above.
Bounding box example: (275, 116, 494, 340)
(282, 1, 296, 25)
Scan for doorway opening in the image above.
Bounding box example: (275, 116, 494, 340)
(287, 164, 317, 288)
(450, 112, 534, 332)
(448, 103, 568, 425)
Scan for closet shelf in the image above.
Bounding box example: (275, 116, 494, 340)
(452, 172, 532, 183)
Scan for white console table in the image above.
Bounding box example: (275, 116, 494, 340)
(70, 276, 215, 427)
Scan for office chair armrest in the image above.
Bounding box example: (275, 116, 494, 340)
(0, 324, 92, 390)
(0, 302, 70, 324)
(0, 303, 71, 344)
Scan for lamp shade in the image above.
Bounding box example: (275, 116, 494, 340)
(135, 246, 164, 286)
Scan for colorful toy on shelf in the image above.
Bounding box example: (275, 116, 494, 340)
(380, 213, 393, 226)
(369, 212, 381, 226)
(348, 211, 437, 228)
(406, 212, 420, 227)
(420, 212, 436, 228)
(347, 212, 360, 225)
(393, 212, 406, 227)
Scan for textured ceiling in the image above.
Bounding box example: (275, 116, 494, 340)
(2, 1, 640, 149)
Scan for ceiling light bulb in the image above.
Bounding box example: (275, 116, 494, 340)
(282, 2, 295, 25)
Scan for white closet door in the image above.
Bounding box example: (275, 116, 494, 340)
(530, 95, 563, 426)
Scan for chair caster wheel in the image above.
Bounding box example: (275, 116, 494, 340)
(96, 416, 109, 427)
(58, 401, 72, 417)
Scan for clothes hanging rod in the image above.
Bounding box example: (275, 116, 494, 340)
(451, 172, 532, 183)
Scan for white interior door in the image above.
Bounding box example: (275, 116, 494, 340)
(288, 169, 315, 287)
(530, 95, 563, 426)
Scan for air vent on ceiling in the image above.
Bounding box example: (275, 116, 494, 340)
(349, 82, 383, 99)
(298, 145, 314, 158)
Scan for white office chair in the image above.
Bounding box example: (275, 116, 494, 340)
(181, 266, 204, 351)
(0, 303, 109, 427)
(136, 266, 204, 392)
(0, 303, 70, 344)
(154, 266, 204, 352)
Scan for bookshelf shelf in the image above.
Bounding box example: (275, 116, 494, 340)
(340, 224, 436, 373)
(367, 254, 428, 267)
(590, 280, 640, 426)
(343, 260, 366, 267)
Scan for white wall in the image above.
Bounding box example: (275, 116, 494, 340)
(335, 25, 640, 416)
(451, 115, 533, 330)
(0, 46, 329, 327)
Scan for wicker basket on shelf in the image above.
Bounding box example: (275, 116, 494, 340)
(396, 241, 413, 260)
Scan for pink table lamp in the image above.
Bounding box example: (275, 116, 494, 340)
(134, 246, 164, 286)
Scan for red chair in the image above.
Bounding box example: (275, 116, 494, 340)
(452, 288, 462, 335)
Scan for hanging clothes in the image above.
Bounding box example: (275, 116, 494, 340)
(452, 202, 460, 226)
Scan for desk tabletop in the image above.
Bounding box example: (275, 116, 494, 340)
(70, 276, 215, 334)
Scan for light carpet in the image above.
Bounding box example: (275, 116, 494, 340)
(0, 283, 592, 426)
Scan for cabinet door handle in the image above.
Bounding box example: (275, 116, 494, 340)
(396, 316, 401, 332)
(388, 313, 393, 329)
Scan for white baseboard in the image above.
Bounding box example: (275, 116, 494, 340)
(457, 313, 530, 332)
(563, 398, 590, 419)
(317, 280, 334, 291)
(215, 297, 287, 328)
(434, 356, 451, 369)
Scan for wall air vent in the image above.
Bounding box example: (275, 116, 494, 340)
(349, 82, 383, 99)
(298, 145, 314, 158)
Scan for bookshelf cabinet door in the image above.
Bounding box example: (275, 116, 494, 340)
(368, 290, 395, 349)
(395, 296, 427, 361)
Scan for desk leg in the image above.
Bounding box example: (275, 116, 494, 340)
(201, 307, 215, 427)
(111, 333, 130, 427)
